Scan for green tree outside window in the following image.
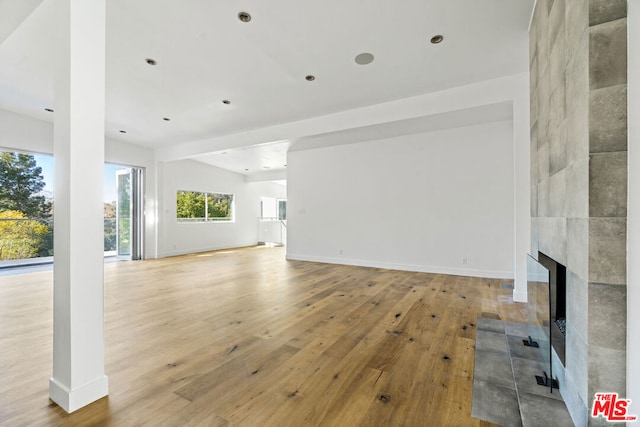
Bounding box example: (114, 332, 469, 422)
(177, 191, 233, 221)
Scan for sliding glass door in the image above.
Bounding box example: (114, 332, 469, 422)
(115, 167, 144, 260)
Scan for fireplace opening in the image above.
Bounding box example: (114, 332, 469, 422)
(537, 251, 566, 366)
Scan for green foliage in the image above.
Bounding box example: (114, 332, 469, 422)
(116, 175, 131, 255)
(0, 210, 51, 260)
(177, 191, 206, 219)
(104, 218, 116, 252)
(177, 191, 233, 221)
(118, 174, 130, 218)
(208, 194, 232, 219)
(104, 201, 116, 219)
(118, 218, 130, 255)
(0, 152, 51, 218)
(103, 202, 117, 252)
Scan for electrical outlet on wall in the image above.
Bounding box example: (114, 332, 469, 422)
(462, 257, 468, 265)
(339, 249, 343, 255)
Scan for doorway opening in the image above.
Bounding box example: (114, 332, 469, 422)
(106, 164, 144, 261)
(259, 197, 287, 246)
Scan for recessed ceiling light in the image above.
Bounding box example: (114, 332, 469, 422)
(305, 75, 316, 81)
(430, 35, 444, 44)
(44, 108, 54, 112)
(119, 130, 127, 134)
(163, 117, 171, 121)
(238, 12, 251, 22)
(222, 100, 231, 105)
(355, 53, 374, 65)
(146, 58, 157, 65)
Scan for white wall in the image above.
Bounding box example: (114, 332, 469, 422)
(627, 0, 639, 410)
(287, 120, 515, 278)
(261, 197, 278, 217)
(0, 109, 53, 154)
(158, 73, 530, 300)
(512, 78, 531, 302)
(158, 159, 285, 257)
(0, 109, 158, 259)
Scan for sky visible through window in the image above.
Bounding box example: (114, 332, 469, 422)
(33, 154, 126, 203)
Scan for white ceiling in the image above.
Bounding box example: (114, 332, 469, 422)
(0, 0, 534, 176)
(195, 140, 290, 176)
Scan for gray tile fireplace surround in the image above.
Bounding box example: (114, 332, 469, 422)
(471, 318, 573, 427)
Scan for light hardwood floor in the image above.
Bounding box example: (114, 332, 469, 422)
(0, 246, 527, 426)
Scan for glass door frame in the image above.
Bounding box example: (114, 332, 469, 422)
(114, 167, 144, 261)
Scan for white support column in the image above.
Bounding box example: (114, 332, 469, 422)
(49, 0, 108, 413)
(513, 73, 531, 302)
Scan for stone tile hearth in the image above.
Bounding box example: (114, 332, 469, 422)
(471, 318, 573, 427)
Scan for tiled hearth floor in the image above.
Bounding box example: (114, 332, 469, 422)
(471, 318, 574, 427)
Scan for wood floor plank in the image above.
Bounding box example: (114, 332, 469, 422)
(0, 246, 527, 426)
(175, 343, 300, 402)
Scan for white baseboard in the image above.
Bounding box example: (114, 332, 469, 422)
(286, 253, 514, 280)
(512, 289, 528, 302)
(159, 241, 259, 258)
(49, 375, 108, 413)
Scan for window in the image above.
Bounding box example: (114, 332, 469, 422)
(176, 191, 233, 222)
(278, 199, 287, 220)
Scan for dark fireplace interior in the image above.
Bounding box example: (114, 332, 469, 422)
(537, 251, 566, 366)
